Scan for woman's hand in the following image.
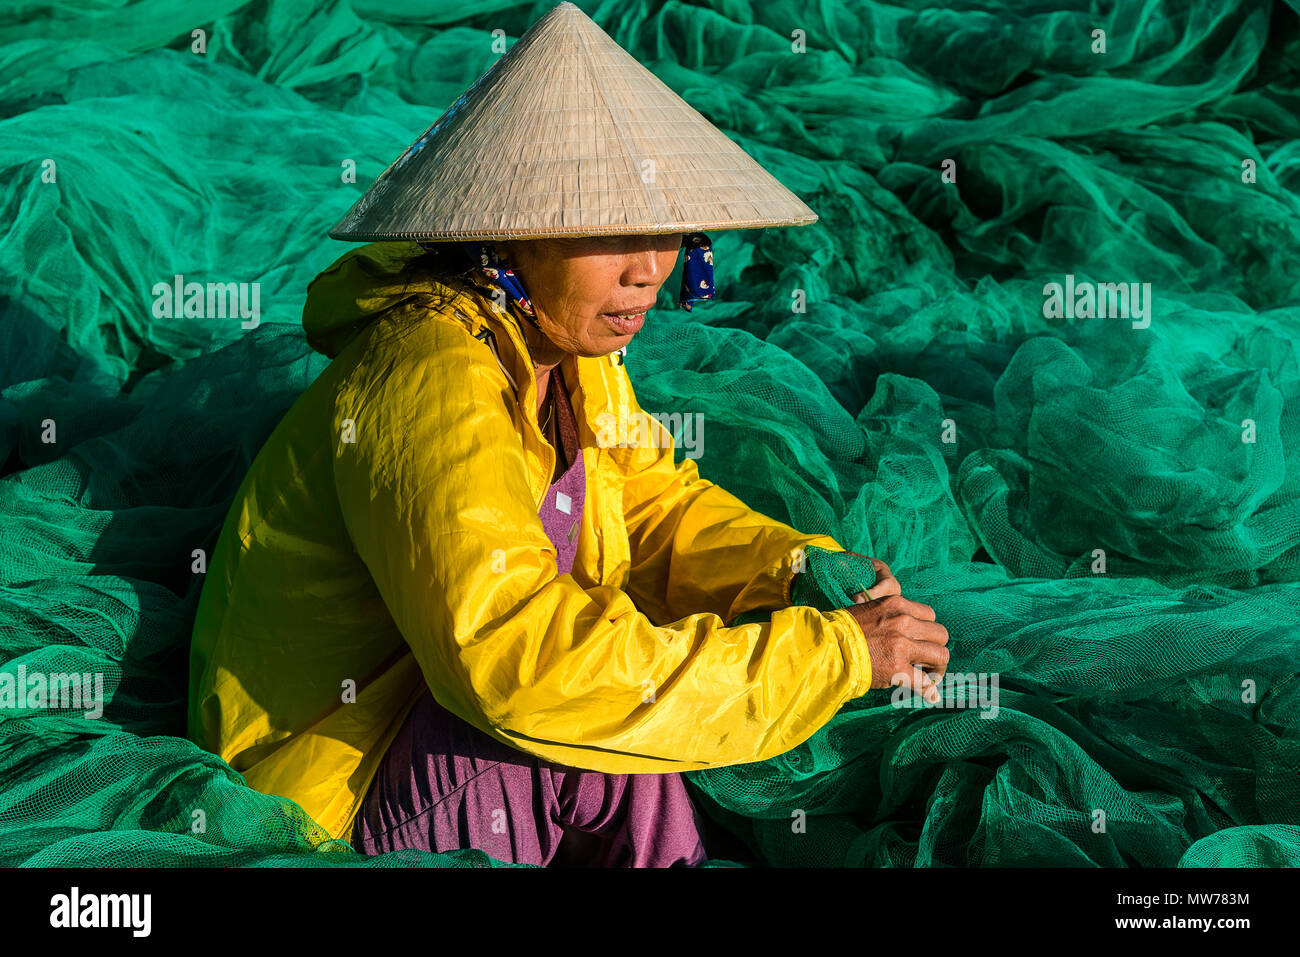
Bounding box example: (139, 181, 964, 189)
(845, 552, 901, 604)
(841, 554, 948, 704)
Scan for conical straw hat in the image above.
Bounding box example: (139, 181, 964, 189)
(328, 1, 817, 242)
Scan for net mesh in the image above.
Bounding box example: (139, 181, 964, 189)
(3, 0, 1300, 867)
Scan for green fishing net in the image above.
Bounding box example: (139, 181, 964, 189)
(3, 0, 1299, 868)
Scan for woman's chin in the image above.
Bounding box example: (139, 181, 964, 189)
(586, 343, 629, 359)
(581, 327, 639, 357)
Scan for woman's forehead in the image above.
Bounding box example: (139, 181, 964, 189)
(541, 234, 684, 251)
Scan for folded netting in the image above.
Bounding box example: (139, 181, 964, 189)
(2, 0, 1299, 867)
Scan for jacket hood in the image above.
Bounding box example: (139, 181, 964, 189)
(302, 241, 450, 358)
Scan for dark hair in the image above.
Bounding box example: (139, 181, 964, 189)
(411, 240, 478, 277)
(395, 237, 478, 291)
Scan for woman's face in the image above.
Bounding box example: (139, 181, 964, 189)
(499, 234, 682, 358)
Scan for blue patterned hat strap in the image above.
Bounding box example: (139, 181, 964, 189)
(679, 232, 714, 312)
(475, 243, 539, 325)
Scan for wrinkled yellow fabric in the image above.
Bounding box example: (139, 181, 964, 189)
(187, 242, 871, 844)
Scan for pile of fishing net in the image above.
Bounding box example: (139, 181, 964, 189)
(2, 0, 1298, 867)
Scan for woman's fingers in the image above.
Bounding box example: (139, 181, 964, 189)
(866, 576, 901, 602)
(849, 554, 900, 601)
(908, 634, 951, 678)
(892, 665, 941, 704)
(874, 593, 938, 624)
(839, 551, 901, 601)
(916, 667, 941, 704)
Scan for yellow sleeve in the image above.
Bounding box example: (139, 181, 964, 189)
(332, 316, 871, 774)
(610, 367, 850, 626)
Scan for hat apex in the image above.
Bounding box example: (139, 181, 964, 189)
(329, 1, 817, 242)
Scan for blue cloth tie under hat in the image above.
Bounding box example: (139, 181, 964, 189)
(465, 233, 714, 323)
(678, 232, 714, 312)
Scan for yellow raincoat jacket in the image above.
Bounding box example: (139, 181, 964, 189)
(187, 242, 871, 845)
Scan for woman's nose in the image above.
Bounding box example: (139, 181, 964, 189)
(620, 236, 680, 286)
(620, 247, 666, 287)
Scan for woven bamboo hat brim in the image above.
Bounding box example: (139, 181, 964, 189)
(328, 1, 817, 242)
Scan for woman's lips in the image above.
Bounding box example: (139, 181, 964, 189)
(601, 311, 647, 335)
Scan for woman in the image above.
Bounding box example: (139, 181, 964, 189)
(187, 2, 949, 867)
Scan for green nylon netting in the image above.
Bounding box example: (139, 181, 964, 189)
(3, 0, 1300, 868)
